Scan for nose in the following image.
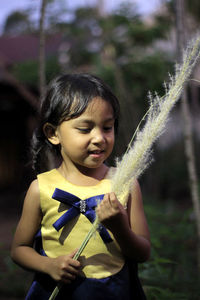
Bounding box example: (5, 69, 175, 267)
(92, 129, 105, 144)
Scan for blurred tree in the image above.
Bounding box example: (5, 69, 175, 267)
(167, 0, 200, 112)
(175, 0, 200, 270)
(3, 11, 33, 35)
(39, 0, 48, 102)
(185, 0, 200, 24)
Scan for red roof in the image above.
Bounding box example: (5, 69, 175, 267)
(0, 33, 63, 66)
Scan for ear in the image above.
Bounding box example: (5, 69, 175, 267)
(43, 123, 60, 145)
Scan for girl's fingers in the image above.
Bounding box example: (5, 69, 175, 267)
(97, 193, 120, 220)
(109, 192, 119, 208)
(102, 192, 119, 210)
(61, 262, 80, 283)
(69, 249, 78, 258)
(68, 250, 81, 268)
(62, 271, 76, 280)
(64, 264, 79, 274)
(102, 193, 109, 204)
(61, 273, 75, 284)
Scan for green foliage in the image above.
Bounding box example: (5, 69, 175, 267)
(12, 56, 61, 87)
(45, 56, 61, 83)
(142, 140, 191, 202)
(12, 60, 39, 86)
(0, 246, 32, 297)
(123, 53, 173, 106)
(139, 200, 199, 300)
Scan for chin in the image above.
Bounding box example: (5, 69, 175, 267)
(88, 161, 106, 170)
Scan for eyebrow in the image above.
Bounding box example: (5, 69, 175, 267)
(74, 117, 115, 124)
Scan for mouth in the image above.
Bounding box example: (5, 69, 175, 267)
(89, 150, 104, 154)
(88, 149, 105, 157)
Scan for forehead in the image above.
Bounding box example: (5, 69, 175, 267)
(83, 97, 114, 117)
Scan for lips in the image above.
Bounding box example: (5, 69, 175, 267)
(88, 149, 105, 158)
(88, 149, 105, 154)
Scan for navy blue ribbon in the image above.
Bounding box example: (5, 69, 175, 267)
(52, 188, 112, 243)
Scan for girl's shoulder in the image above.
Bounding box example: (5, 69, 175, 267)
(22, 179, 41, 214)
(26, 179, 40, 199)
(37, 168, 62, 182)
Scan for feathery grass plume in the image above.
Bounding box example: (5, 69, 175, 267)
(111, 34, 200, 206)
(49, 34, 200, 300)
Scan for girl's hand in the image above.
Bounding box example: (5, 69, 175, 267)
(47, 249, 81, 284)
(97, 184, 151, 262)
(96, 192, 129, 233)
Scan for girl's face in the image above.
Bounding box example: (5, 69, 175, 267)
(51, 97, 115, 172)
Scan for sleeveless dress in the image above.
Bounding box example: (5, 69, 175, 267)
(25, 169, 146, 300)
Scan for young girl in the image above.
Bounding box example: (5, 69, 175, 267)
(11, 73, 150, 299)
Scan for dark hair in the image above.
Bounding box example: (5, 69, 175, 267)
(32, 73, 120, 174)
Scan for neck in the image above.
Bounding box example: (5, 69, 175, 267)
(58, 161, 109, 186)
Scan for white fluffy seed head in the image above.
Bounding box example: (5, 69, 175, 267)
(111, 34, 200, 206)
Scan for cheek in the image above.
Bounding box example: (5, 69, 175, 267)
(108, 134, 115, 149)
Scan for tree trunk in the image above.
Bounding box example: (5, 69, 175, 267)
(38, 0, 56, 170)
(39, 0, 47, 103)
(175, 0, 200, 270)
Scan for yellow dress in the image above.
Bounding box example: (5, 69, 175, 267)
(38, 168, 125, 279)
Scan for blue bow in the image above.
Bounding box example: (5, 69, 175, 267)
(52, 188, 113, 243)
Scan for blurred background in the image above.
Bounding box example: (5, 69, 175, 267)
(0, 0, 200, 299)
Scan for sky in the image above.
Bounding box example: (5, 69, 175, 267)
(0, 0, 163, 33)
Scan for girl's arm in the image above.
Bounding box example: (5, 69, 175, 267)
(96, 180, 151, 262)
(11, 180, 80, 283)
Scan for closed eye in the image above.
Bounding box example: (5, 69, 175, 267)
(76, 128, 91, 133)
(103, 126, 113, 132)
